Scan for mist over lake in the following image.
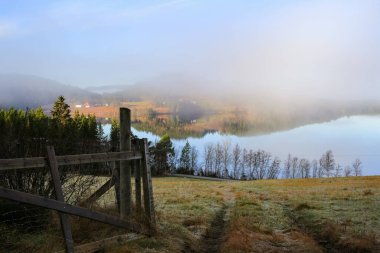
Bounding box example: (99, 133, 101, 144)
(104, 115, 380, 176)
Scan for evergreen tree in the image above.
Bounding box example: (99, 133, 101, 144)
(97, 123, 105, 144)
(152, 134, 174, 175)
(179, 141, 191, 174)
(51, 95, 71, 126)
(110, 119, 120, 151)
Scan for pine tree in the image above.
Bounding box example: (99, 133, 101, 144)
(110, 119, 120, 151)
(179, 141, 191, 174)
(152, 134, 174, 175)
(51, 95, 71, 126)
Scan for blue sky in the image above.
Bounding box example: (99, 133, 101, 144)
(0, 0, 379, 99)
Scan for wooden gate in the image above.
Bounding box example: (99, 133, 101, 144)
(0, 108, 155, 253)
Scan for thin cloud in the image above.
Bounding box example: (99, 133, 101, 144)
(0, 21, 16, 38)
(43, 0, 192, 30)
(0, 1, 193, 37)
(119, 0, 191, 19)
(0, 0, 378, 98)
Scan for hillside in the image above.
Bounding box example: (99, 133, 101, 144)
(2, 73, 380, 137)
(113, 176, 380, 253)
(8, 176, 378, 252)
(0, 74, 101, 108)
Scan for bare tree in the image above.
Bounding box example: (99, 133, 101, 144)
(299, 159, 311, 178)
(173, 146, 182, 170)
(251, 150, 261, 179)
(191, 145, 199, 175)
(267, 157, 281, 179)
(214, 142, 223, 177)
(241, 148, 248, 179)
(257, 150, 271, 179)
(291, 156, 299, 179)
(203, 143, 214, 176)
(168, 146, 181, 173)
(334, 164, 342, 177)
(312, 159, 319, 178)
(201, 143, 360, 180)
(232, 144, 241, 179)
(222, 141, 231, 178)
(246, 149, 255, 179)
(319, 150, 335, 177)
(352, 158, 362, 176)
(344, 165, 352, 177)
(252, 151, 260, 179)
(283, 154, 292, 179)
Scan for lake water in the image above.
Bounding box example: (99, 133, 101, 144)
(103, 115, 380, 176)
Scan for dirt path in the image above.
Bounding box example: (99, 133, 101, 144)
(202, 186, 235, 253)
(199, 205, 228, 253)
(183, 184, 235, 253)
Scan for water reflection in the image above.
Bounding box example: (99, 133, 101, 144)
(103, 115, 380, 176)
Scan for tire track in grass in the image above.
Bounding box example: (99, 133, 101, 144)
(182, 183, 235, 253)
(252, 198, 324, 253)
(282, 203, 341, 253)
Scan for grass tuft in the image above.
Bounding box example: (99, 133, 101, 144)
(363, 189, 374, 196)
(294, 202, 314, 211)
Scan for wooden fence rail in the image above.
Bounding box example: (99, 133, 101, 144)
(0, 187, 150, 235)
(0, 150, 143, 171)
(0, 107, 155, 253)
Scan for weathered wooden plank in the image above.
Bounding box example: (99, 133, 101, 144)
(56, 151, 142, 166)
(47, 146, 75, 253)
(55, 233, 145, 253)
(135, 140, 142, 212)
(112, 161, 121, 211)
(120, 108, 132, 218)
(82, 178, 115, 205)
(0, 151, 142, 171)
(141, 138, 156, 230)
(111, 135, 121, 212)
(0, 187, 150, 235)
(0, 157, 46, 170)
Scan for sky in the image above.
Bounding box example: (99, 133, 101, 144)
(0, 0, 379, 99)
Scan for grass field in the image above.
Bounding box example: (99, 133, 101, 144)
(107, 176, 380, 253)
(1, 176, 378, 252)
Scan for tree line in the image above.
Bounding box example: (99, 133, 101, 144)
(0, 96, 106, 230)
(147, 135, 363, 179)
(3, 96, 360, 181)
(0, 95, 105, 160)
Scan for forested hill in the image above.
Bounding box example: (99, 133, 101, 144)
(0, 74, 101, 108)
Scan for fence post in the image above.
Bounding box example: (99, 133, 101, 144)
(141, 138, 156, 230)
(119, 108, 132, 218)
(46, 146, 74, 253)
(135, 139, 142, 212)
(112, 161, 121, 211)
(111, 138, 120, 211)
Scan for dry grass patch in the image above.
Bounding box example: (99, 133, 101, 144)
(108, 177, 226, 253)
(103, 176, 380, 252)
(227, 176, 380, 253)
(294, 202, 315, 211)
(363, 189, 374, 196)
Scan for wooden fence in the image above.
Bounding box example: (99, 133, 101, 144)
(0, 108, 155, 253)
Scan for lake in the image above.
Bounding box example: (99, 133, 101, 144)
(103, 115, 380, 176)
